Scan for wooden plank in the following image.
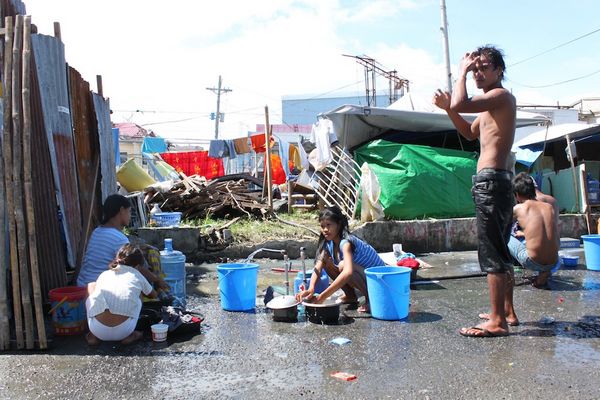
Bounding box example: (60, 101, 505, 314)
(22, 16, 47, 349)
(12, 14, 35, 350)
(3, 16, 24, 350)
(0, 16, 11, 351)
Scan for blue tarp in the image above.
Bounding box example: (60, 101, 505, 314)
(113, 128, 121, 166)
(141, 137, 168, 154)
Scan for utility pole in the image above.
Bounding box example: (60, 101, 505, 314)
(206, 75, 232, 139)
(440, 0, 453, 94)
(343, 54, 409, 107)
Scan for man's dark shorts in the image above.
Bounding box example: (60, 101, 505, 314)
(472, 168, 514, 273)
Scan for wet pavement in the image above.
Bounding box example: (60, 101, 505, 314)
(1, 250, 600, 399)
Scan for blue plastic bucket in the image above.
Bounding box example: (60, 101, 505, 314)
(217, 263, 259, 311)
(582, 234, 600, 271)
(365, 266, 411, 321)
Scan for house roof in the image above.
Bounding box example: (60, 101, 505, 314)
(113, 122, 156, 138)
(514, 123, 600, 148)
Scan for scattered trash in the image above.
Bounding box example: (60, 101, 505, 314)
(508, 362, 514, 367)
(558, 297, 565, 304)
(330, 372, 357, 381)
(539, 316, 555, 325)
(330, 337, 351, 346)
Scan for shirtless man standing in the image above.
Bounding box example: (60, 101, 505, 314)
(434, 45, 516, 337)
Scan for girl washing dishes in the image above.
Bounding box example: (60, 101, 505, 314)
(296, 206, 384, 313)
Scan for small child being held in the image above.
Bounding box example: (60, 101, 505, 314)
(296, 206, 384, 313)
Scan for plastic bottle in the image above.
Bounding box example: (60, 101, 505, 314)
(160, 238, 186, 307)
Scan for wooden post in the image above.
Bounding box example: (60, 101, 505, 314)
(287, 180, 293, 214)
(264, 106, 273, 213)
(22, 16, 47, 349)
(0, 17, 10, 352)
(12, 14, 35, 349)
(96, 75, 103, 98)
(2, 16, 24, 349)
(53, 21, 61, 40)
(566, 134, 580, 212)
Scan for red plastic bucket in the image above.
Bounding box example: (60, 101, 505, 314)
(49, 286, 87, 335)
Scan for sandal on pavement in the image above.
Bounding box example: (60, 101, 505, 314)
(459, 326, 509, 338)
(478, 312, 519, 326)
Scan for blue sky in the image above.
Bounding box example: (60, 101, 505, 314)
(25, 0, 600, 139)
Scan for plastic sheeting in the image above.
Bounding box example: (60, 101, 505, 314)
(354, 140, 477, 220)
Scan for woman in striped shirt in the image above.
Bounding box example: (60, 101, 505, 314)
(296, 206, 384, 313)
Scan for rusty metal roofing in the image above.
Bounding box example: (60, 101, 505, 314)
(93, 93, 118, 202)
(68, 67, 102, 268)
(31, 33, 81, 269)
(30, 52, 67, 298)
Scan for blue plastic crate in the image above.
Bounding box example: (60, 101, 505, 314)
(560, 238, 580, 249)
(151, 212, 182, 227)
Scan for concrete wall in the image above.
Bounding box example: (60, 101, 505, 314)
(353, 214, 594, 253)
(133, 214, 596, 260)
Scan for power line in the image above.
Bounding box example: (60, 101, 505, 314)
(509, 26, 600, 68)
(507, 67, 600, 89)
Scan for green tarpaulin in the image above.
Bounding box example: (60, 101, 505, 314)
(354, 140, 478, 220)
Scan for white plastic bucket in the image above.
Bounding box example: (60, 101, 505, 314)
(151, 323, 168, 342)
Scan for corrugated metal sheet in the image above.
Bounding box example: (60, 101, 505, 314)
(30, 52, 67, 299)
(68, 67, 101, 268)
(93, 93, 117, 201)
(31, 34, 81, 268)
(1, 0, 26, 18)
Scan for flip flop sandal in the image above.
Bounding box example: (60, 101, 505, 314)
(478, 313, 519, 326)
(459, 326, 508, 338)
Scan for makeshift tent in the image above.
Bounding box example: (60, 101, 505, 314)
(354, 140, 477, 220)
(323, 104, 548, 150)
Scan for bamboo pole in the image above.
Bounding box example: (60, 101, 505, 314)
(22, 16, 46, 349)
(0, 18, 9, 351)
(2, 16, 23, 350)
(263, 106, 273, 213)
(12, 14, 35, 349)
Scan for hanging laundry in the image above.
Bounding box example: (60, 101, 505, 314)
(272, 135, 291, 180)
(208, 140, 230, 158)
(141, 137, 168, 154)
(266, 153, 287, 185)
(160, 150, 224, 180)
(289, 144, 302, 170)
(250, 133, 267, 153)
(233, 137, 251, 154)
(310, 119, 334, 170)
(224, 140, 237, 159)
(297, 140, 310, 170)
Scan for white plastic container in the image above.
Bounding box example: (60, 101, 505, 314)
(151, 323, 168, 342)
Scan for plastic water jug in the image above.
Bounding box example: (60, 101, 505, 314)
(293, 269, 329, 295)
(160, 238, 186, 307)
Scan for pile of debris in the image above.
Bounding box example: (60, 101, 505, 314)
(145, 173, 268, 220)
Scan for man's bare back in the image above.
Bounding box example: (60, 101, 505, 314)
(514, 200, 559, 265)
